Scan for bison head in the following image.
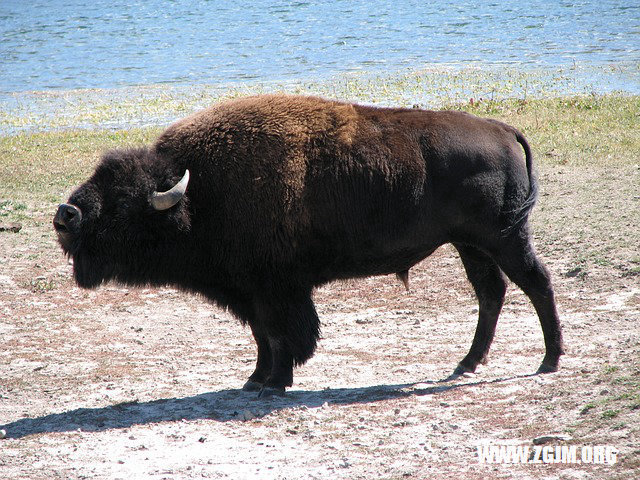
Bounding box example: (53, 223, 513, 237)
(53, 147, 191, 289)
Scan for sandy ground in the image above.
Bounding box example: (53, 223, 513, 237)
(1, 163, 639, 479)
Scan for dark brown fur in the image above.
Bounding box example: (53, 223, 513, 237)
(54, 94, 564, 396)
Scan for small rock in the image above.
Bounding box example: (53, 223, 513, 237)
(0, 429, 6, 439)
(198, 437, 206, 443)
(533, 434, 572, 445)
(0, 223, 21, 233)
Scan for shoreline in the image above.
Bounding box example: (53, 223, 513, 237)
(1, 92, 638, 206)
(2, 63, 638, 136)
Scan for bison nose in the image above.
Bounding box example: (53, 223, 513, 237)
(53, 203, 82, 234)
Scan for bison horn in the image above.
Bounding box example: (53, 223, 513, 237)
(151, 169, 190, 211)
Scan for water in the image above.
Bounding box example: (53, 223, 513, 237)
(1, 0, 638, 93)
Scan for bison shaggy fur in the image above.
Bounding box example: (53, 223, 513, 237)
(54, 94, 564, 396)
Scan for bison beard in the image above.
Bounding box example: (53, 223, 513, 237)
(53, 94, 564, 397)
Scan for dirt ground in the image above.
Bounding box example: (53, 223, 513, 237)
(1, 162, 639, 479)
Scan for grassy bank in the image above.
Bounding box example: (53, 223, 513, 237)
(1, 93, 638, 204)
(4, 64, 631, 134)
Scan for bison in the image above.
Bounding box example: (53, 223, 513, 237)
(54, 94, 564, 397)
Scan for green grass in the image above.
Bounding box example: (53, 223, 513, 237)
(0, 199, 29, 222)
(0, 128, 161, 202)
(445, 94, 640, 167)
(2, 92, 638, 205)
(577, 364, 640, 421)
(601, 409, 620, 419)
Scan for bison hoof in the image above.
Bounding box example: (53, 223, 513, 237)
(258, 386, 286, 398)
(442, 364, 477, 381)
(536, 362, 559, 374)
(242, 380, 264, 392)
(453, 364, 475, 376)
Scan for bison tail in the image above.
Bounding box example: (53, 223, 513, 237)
(502, 130, 538, 236)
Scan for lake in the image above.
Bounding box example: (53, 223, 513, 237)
(1, 0, 638, 93)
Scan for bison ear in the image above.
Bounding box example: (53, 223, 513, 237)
(150, 169, 190, 211)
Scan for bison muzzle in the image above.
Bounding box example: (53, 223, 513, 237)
(54, 94, 564, 397)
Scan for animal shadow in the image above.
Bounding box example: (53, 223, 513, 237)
(1, 373, 536, 439)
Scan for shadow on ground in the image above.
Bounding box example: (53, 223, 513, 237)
(1, 373, 538, 439)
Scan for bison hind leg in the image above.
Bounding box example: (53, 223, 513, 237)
(489, 233, 564, 373)
(454, 243, 507, 374)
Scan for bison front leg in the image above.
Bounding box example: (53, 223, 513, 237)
(258, 339, 295, 397)
(252, 292, 320, 397)
(242, 325, 273, 392)
(454, 244, 507, 374)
